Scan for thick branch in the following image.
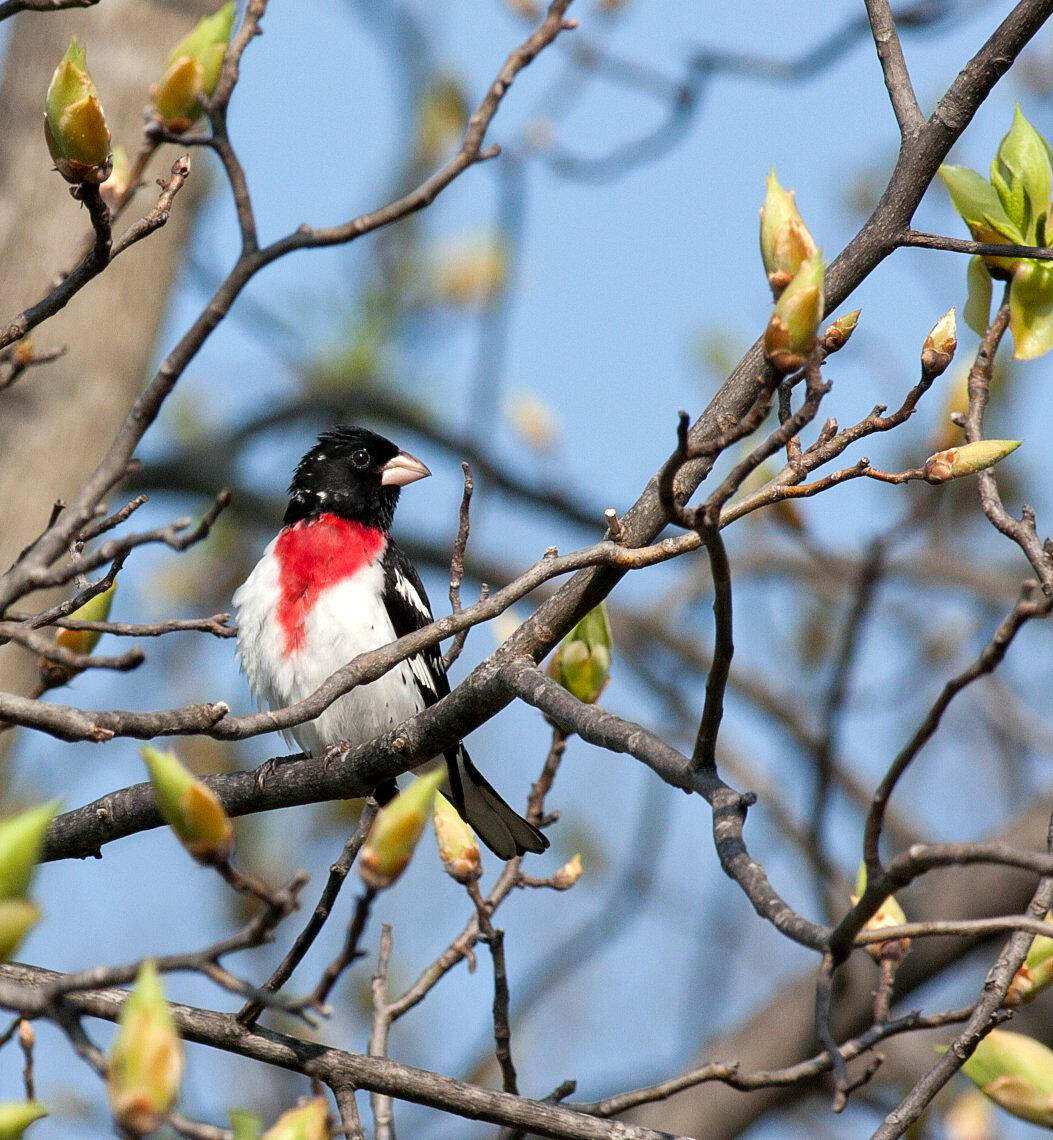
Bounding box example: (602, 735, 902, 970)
(0, 963, 674, 1140)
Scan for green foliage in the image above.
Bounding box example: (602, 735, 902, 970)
(941, 106, 1053, 358)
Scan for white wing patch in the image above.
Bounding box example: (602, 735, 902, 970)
(394, 570, 431, 621)
(408, 652, 439, 694)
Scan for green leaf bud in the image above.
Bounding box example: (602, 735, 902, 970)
(151, 2, 236, 131)
(923, 440, 1021, 484)
(141, 745, 234, 863)
(759, 169, 818, 299)
(108, 961, 183, 1136)
(548, 603, 612, 704)
(44, 38, 111, 184)
(0, 802, 60, 902)
(360, 769, 445, 891)
(763, 253, 825, 373)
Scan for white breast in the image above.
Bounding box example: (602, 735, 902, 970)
(233, 540, 428, 757)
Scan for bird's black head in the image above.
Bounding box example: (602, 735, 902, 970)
(284, 426, 431, 530)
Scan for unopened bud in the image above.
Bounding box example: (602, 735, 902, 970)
(822, 309, 860, 352)
(151, 2, 236, 131)
(853, 863, 910, 961)
(0, 802, 60, 902)
(961, 1029, 1053, 1127)
(261, 1097, 330, 1140)
(416, 74, 469, 166)
(108, 961, 183, 1136)
(433, 793, 481, 884)
(360, 769, 445, 891)
(548, 603, 612, 704)
(0, 1102, 47, 1138)
(141, 745, 234, 863)
(55, 580, 117, 657)
(505, 391, 559, 452)
(1007, 914, 1053, 1005)
(923, 439, 1021, 484)
(552, 853, 584, 890)
(44, 38, 111, 184)
(759, 170, 818, 299)
(922, 308, 957, 377)
(429, 235, 508, 308)
(0, 901, 41, 962)
(764, 254, 825, 373)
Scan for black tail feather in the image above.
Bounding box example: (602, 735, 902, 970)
(445, 747, 548, 859)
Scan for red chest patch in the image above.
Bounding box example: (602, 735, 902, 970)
(274, 514, 385, 654)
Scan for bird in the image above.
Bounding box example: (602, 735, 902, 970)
(232, 425, 548, 859)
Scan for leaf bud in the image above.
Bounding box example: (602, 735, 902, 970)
(853, 863, 910, 962)
(229, 1110, 264, 1140)
(1007, 914, 1053, 1005)
(822, 309, 860, 353)
(44, 38, 111, 184)
(432, 792, 481, 884)
(0, 802, 60, 902)
(107, 961, 183, 1137)
(151, 2, 236, 131)
(0, 1102, 47, 1138)
(944, 1088, 995, 1140)
(547, 603, 612, 704)
(141, 745, 234, 863)
(759, 170, 818, 299)
(551, 853, 584, 890)
(763, 254, 825, 373)
(921, 308, 957, 377)
(360, 768, 445, 891)
(961, 1029, 1053, 1127)
(261, 1098, 330, 1140)
(0, 900, 41, 962)
(415, 74, 469, 167)
(923, 439, 1021, 484)
(428, 235, 508, 308)
(55, 580, 117, 658)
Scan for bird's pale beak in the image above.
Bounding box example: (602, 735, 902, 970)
(380, 450, 432, 487)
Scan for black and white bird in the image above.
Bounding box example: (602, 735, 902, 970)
(233, 426, 547, 859)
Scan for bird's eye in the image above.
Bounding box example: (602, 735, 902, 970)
(351, 449, 370, 469)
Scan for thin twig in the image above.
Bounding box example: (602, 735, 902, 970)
(467, 880, 519, 1095)
(370, 925, 397, 1140)
(237, 801, 378, 1026)
(864, 0, 924, 137)
(443, 462, 474, 670)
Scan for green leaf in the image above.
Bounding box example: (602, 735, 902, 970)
(939, 165, 1024, 244)
(965, 256, 994, 336)
(991, 106, 1052, 243)
(1010, 260, 1053, 359)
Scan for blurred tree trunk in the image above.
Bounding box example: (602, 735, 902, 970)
(0, 0, 210, 761)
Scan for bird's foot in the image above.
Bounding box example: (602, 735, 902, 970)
(254, 750, 308, 790)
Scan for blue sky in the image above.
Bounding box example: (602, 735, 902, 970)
(6, 1, 1053, 1136)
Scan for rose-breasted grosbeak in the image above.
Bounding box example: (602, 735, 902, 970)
(233, 426, 548, 859)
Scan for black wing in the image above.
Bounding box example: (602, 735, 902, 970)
(379, 540, 548, 858)
(381, 540, 448, 706)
